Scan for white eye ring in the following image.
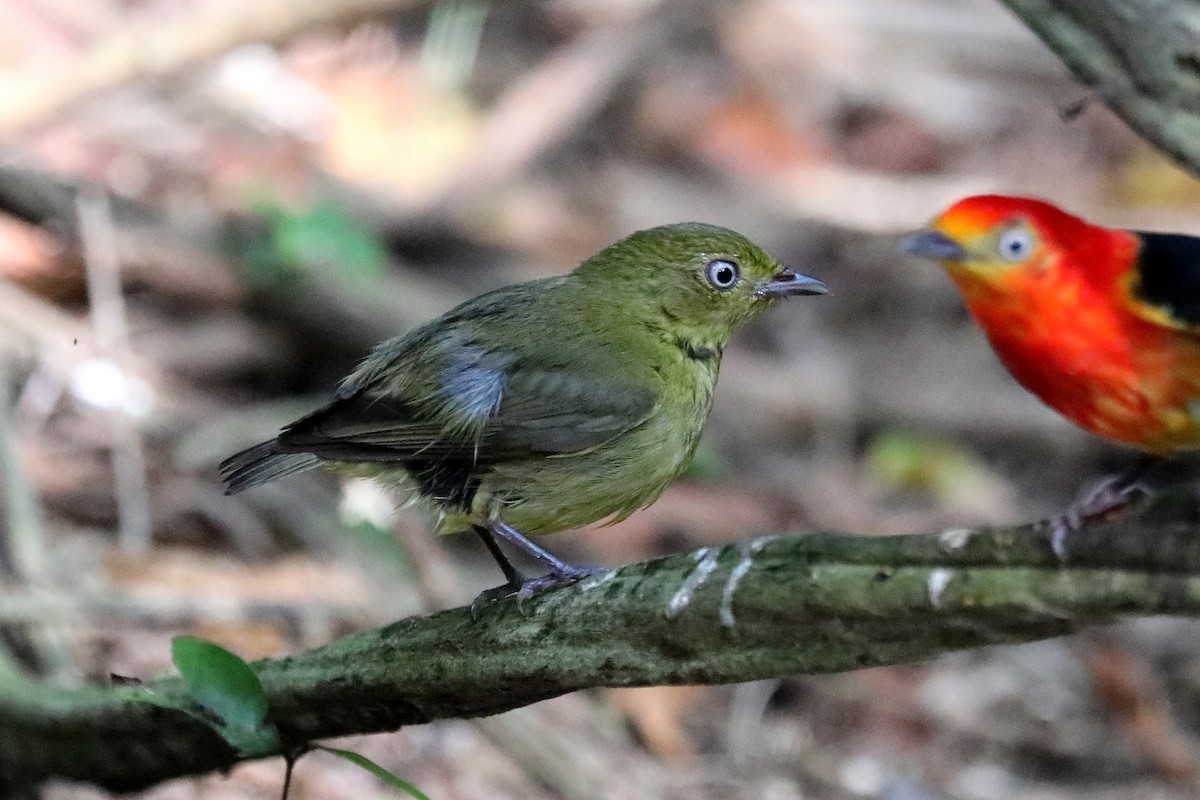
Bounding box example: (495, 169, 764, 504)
(997, 227, 1034, 262)
(705, 259, 740, 290)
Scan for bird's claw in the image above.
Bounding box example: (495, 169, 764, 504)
(470, 584, 516, 618)
(1048, 517, 1073, 564)
(1047, 474, 1148, 563)
(513, 565, 608, 601)
(471, 564, 608, 615)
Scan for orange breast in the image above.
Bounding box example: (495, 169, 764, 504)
(960, 270, 1200, 453)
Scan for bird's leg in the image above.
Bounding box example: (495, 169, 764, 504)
(473, 525, 525, 589)
(470, 526, 536, 615)
(1049, 454, 1162, 562)
(489, 519, 591, 575)
(478, 519, 606, 603)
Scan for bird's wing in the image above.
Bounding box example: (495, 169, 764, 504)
(478, 365, 662, 455)
(277, 344, 662, 464)
(1128, 231, 1200, 330)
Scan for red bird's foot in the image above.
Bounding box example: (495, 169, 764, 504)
(1048, 472, 1151, 562)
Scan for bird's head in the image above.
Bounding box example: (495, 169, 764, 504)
(897, 194, 1114, 303)
(574, 222, 828, 341)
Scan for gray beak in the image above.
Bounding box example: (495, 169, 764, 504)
(898, 230, 968, 260)
(756, 269, 829, 298)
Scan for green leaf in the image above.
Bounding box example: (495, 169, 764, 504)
(274, 200, 386, 284)
(319, 746, 433, 800)
(682, 439, 727, 482)
(235, 193, 387, 289)
(171, 636, 267, 729)
(171, 635, 280, 755)
(344, 519, 413, 578)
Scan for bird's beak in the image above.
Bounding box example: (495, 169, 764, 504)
(898, 230, 968, 261)
(756, 269, 829, 298)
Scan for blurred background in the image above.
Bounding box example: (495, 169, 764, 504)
(3, 0, 1200, 798)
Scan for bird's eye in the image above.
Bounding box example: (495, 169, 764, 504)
(705, 259, 740, 290)
(997, 227, 1034, 262)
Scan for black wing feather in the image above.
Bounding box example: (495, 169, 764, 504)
(276, 368, 659, 463)
(219, 441, 320, 494)
(1133, 231, 1200, 325)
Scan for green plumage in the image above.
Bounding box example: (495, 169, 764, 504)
(221, 222, 826, 541)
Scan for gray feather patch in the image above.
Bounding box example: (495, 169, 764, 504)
(440, 345, 506, 424)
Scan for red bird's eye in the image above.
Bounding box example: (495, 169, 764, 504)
(997, 227, 1034, 262)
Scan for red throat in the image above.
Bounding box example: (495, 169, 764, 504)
(954, 226, 1190, 451)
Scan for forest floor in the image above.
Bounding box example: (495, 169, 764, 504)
(4, 1, 1200, 798)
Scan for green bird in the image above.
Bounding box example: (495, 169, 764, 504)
(221, 223, 827, 599)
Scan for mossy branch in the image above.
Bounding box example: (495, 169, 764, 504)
(997, 0, 1200, 178)
(5, 519, 1200, 792)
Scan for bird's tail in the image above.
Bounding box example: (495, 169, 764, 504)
(219, 440, 320, 495)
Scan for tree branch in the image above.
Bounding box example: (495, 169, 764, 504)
(4, 518, 1200, 792)
(997, 0, 1200, 177)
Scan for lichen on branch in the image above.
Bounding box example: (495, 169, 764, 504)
(4, 518, 1200, 793)
(998, 0, 1200, 177)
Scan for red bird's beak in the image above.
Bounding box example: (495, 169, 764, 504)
(898, 230, 968, 261)
(756, 269, 829, 298)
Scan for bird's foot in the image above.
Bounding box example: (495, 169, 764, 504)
(471, 520, 608, 614)
(470, 584, 515, 616)
(1048, 473, 1150, 563)
(471, 563, 607, 615)
(513, 564, 608, 602)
